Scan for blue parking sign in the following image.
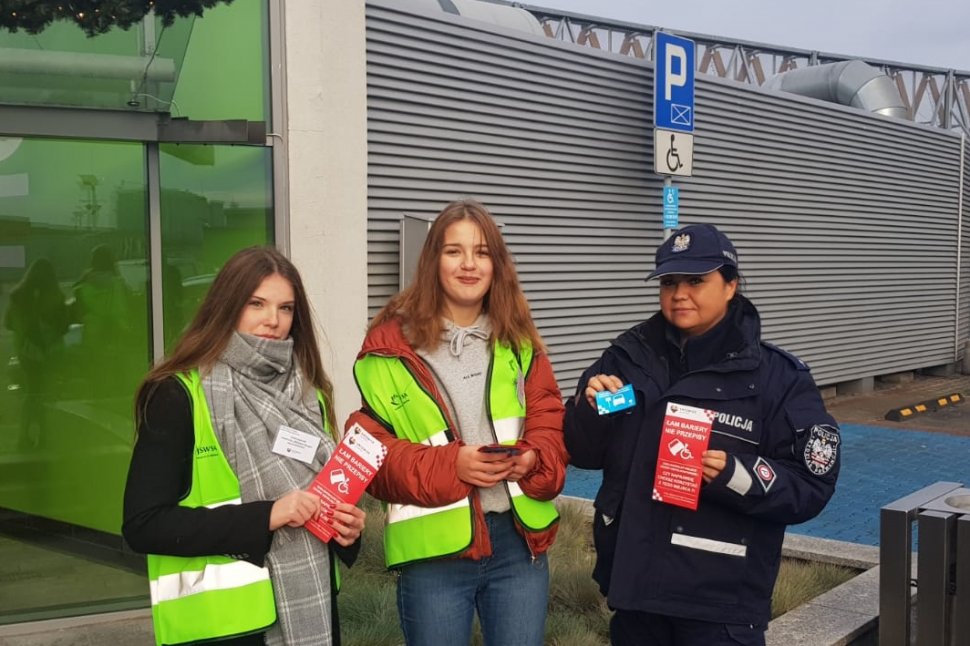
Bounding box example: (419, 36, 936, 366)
(663, 186, 679, 229)
(654, 32, 696, 133)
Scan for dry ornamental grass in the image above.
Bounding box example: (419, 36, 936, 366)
(339, 496, 856, 646)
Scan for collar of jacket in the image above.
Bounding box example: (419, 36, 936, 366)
(613, 294, 763, 382)
(358, 317, 442, 400)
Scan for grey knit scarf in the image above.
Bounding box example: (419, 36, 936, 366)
(203, 332, 336, 646)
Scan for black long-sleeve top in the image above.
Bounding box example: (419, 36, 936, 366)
(123, 377, 359, 644)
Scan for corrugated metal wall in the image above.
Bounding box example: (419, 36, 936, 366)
(365, 0, 967, 389)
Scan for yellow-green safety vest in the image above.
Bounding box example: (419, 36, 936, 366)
(145, 372, 337, 645)
(146, 370, 276, 645)
(354, 341, 559, 568)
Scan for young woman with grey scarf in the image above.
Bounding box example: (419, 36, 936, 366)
(124, 246, 365, 646)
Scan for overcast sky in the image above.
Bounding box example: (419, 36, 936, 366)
(529, 0, 970, 71)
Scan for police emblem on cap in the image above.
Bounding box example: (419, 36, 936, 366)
(671, 234, 691, 253)
(804, 425, 839, 475)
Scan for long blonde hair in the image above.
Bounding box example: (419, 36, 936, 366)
(371, 199, 545, 353)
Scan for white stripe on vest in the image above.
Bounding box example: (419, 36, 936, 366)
(493, 417, 524, 444)
(424, 429, 450, 447)
(386, 497, 468, 524)
(205, 498, 242, 509)
(150, 560, 271, 604)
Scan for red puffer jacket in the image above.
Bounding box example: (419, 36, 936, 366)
(345, 318, 568, 561)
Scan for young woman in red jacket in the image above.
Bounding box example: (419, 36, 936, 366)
(347, 199, 568, 646)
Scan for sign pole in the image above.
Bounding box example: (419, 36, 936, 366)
(663, 176, 674, 241)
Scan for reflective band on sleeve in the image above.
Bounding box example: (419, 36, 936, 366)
(493, 417, 523, 444)
(150, 560, 271, 604)
(711, 429, 758, 445)
(671, 532, 747, 558)
(386, 498, 469, 524)
(725, 458, 753, 496)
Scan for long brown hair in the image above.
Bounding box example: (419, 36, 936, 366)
(135, 246, 337, 432)
(371, 199, 545, 353)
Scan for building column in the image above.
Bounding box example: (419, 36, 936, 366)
(281, 0, 369, 427)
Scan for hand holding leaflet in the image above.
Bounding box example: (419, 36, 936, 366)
(652, 402, 713, 510)
(305, 423, 387, 542)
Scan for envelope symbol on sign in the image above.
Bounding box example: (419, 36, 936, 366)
(671, 104, 692, 126)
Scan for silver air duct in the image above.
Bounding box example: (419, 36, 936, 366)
(764, 59, 908, 120)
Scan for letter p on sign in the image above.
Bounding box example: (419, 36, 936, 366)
(665, 44, 687, 101)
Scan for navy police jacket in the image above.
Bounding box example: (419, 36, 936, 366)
(564, 295, 840, 626)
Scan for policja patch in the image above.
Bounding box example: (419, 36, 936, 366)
(803, 425, 839, 475)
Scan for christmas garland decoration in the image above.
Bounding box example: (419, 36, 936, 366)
(0, 0, 235, 37)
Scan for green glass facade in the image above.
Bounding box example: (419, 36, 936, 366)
(0, 0, 273, 624)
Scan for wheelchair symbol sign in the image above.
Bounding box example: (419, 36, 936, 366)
(654, 129, 694, 177)
(663, 186, 679, 229)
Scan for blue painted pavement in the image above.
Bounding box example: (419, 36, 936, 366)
(561, 423, 970, 546)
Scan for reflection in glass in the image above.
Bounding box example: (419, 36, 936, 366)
(3, 258, 68, 449)
(159, 144, 273, 349)
(0, 0, 273, 627)
(0, 138, 150, 622)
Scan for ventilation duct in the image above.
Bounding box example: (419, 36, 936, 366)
(397, 0, 544, 36)
(764, 60, 908, 120)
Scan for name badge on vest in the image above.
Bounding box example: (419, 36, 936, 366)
(271, 425, 320, 465)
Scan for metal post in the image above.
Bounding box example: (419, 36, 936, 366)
(957, 134, 965, 365)
(146, 142, 165, 363)
(944, 70, 955, 130)
(955, 515, 970, 644)
(880, 505, 914, 646)
(267, 0, 290, 254)
(880, 482, 963, 646)
(916, 510, 955, 646)
(663, 175, 673, 240)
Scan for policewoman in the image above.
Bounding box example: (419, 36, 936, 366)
(123, 247, 365, 646)
(347, 199, 568, 645)
(564, 224, 840, 646)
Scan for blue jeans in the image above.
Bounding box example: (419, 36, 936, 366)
(396, 511, 549, 646)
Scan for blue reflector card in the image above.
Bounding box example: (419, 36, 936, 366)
(596, 384, 636, 415)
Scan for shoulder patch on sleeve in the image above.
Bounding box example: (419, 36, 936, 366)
(803, 424, 840, 476)
(753, 457, 777, 493)
(761, 341, 809, 371)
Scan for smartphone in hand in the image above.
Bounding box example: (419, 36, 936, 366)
(478, 444, 522, 456)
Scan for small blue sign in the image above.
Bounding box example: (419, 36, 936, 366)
(663, 186, 679, 229)
(654, 32, 696, 133)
